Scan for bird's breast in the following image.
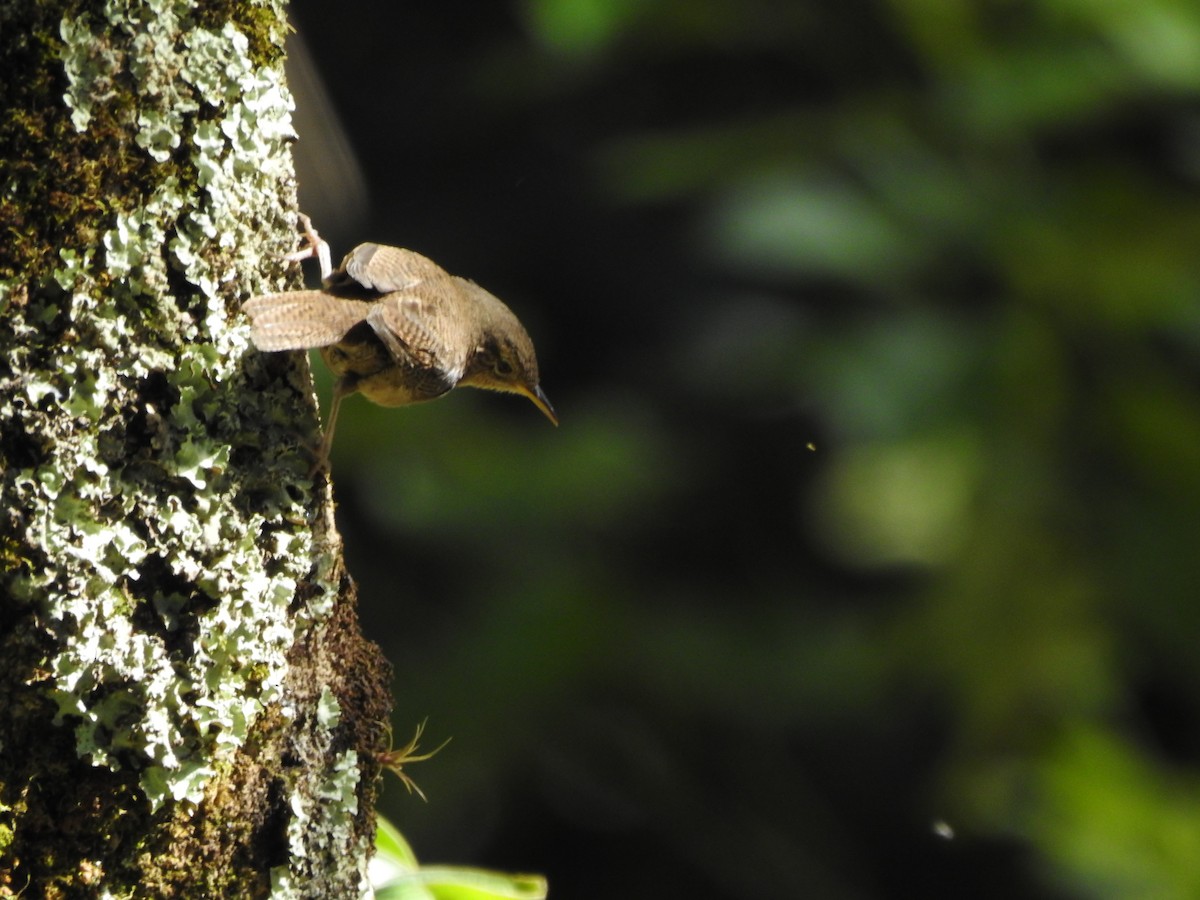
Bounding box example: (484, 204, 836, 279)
(351, 365, 457, 407)
(320, 323, 459, 407)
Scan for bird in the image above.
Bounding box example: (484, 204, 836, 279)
(244, 217, 556, 460)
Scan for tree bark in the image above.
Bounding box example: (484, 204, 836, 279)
(0, 1, 391, 896)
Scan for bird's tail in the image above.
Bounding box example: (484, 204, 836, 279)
(242, 291, 368, 351)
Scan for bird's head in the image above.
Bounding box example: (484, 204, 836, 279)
(457, 281, 557, 426)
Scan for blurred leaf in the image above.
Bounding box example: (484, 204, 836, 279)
(813, 428, 982, 567)
(595, 113, 820, 203)
(706, 169, 924, 284)
(346, 399, 678, 538)
(376, 816, 421, 869)
(406, 868, 548, 900)
(1033, 725, 1200, 899)
(374, 815, 548, 900)
(521, 0, 643, 56)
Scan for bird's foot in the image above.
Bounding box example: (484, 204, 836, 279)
(307, 445, 331, 480)
(283, 212, 333, 282)
(305, 388, 343, 477)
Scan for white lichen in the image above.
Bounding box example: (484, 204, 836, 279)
(272, 749, 372, 900)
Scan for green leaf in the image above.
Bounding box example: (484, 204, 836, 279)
(375, 815, 420, 873)
(383, 867, 548, 900)
(373, 816, 548, 900)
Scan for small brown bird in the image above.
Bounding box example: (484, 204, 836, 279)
(244, 217, 556, 458)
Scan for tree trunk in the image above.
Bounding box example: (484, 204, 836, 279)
(0, 1, 391, 896)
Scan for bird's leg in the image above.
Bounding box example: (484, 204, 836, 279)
(311, 377, 350, 472)
(283, 212, 333, 282)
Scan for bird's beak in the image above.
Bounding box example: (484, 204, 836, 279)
(525, 384, 558, 426)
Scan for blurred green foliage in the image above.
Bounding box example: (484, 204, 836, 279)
(293, 0, 1200, 896)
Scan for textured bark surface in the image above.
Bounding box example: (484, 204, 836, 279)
(0, 1, 391, 896)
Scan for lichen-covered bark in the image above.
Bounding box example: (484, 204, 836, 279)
(0, 1, 390, 896)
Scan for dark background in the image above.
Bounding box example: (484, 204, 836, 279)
(287, 2, 1200, 897)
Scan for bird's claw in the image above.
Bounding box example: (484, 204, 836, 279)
(283, 212, 333, 282)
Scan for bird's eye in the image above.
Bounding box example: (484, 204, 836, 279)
(494, 358, 515, 377)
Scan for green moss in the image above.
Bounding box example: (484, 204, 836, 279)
(193, 0, 289, 70)
(0, 2, 147, 287)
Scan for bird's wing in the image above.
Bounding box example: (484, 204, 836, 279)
(330, 243, 448, 295)
(243, 291, 368, 350)
(365, 294, 461, 397)
(366, 291, 452, 369)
